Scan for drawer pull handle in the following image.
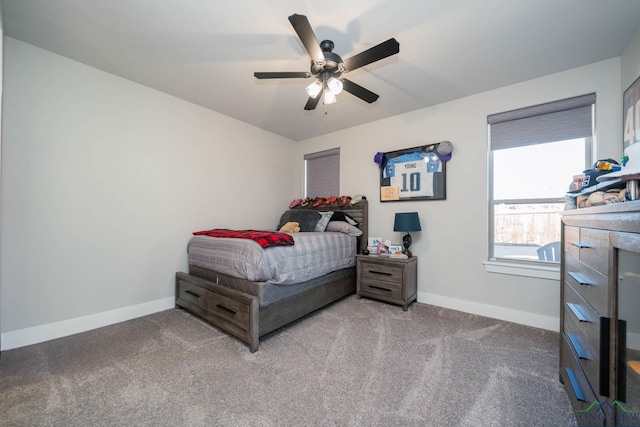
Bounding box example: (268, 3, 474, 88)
(617, 319, 626, 402)
(216, 304, 236, 315)
(185, 290, 201, 298)
(599, 317, 610, 397)
(369, 270, 393, 276)
(567, 303, 588, 323)
(569, 241, 591, 249)
(565, 367, 586, 402)
(370, 285, 392, 292)
(568, 272, 591, 286)
(567, 333, 588, 360)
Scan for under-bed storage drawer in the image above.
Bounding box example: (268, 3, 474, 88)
(176, 272, 259, 351)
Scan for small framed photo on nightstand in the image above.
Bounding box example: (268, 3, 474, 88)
(368, 237, 383, 247)
(389, 244, 403, 254)
(377, 241, 390, 255)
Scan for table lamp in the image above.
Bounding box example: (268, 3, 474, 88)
(393, 212, 421, 257)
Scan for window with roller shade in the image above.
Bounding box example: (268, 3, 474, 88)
(488, 94, 594, 265)
(304, 148, 339, 198)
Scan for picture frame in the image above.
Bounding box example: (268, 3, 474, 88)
(367, 236, 383, 254)
(388, 244, 403, 254)
(623, 75, 640, 149)
(377, 241, 390, 254)
(368, 237, 383, 247)
(379, 143, 446, 202)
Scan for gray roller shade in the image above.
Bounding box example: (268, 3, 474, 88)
(305, 148, 339, 197)
(488, 93, 595, 151)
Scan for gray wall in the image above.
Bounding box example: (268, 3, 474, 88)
(0, 38, 294, 348)
(294, 56, 625, 331)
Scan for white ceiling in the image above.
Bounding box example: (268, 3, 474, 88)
(2, 0, 640, 141)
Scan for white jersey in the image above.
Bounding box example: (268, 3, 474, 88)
(385, 153, 441, 198)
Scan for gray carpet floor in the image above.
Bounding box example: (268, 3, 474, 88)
(0, 296, 574, 426)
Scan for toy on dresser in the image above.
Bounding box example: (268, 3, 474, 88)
(576, 188, 627, 208)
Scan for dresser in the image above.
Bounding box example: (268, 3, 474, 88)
(356, 255, 417, 311)
(560, 201, 640, 425)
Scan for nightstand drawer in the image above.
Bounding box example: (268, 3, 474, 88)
(360, 263, 404, 285)
(359, 278, 402, 298)
(565, 254, 607, 315)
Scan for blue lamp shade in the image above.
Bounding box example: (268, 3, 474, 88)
(394, 212, 421, 257)
(394, 212, 421, 232)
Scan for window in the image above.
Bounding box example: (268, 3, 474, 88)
(304, 148, 339, 198)
(488, 94, 595, 265)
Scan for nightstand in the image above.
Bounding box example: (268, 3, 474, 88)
(356, 254, 417, 311)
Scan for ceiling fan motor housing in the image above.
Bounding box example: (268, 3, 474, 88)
(310, 40, 343, 77)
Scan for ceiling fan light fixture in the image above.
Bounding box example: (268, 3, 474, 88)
(324, 90, 337, 105)
(327, 77, 343, 95)
(306, 80, 323, 98)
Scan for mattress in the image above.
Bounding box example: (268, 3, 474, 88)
(187, 231, 357, 285)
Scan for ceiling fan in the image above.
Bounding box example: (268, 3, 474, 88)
(254, 14, 400, 110)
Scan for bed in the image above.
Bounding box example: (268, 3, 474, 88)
(175, 199, 368, 352)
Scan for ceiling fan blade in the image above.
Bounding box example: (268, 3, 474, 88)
(304, 88, 324, 110)
(254, 72, 311, 79)
(341, 79, 379, 103)
(342, 38, 400, 72)
(288, 14, 325, 64)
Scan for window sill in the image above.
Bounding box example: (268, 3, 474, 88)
(483, 260, 560, 281)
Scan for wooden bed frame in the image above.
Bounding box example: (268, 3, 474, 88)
(175, 199, 368, 352)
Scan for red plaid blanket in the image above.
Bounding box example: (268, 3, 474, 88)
(193, 229, 295, 248)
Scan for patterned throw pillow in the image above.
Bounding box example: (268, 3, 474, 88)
(329, 212, 359, 225)
(314, 211, 334, 232)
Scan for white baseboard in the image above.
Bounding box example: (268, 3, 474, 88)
(1, 297, 175, 351)
(417, 291, 560, 332)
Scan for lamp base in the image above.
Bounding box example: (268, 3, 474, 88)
(402, 233, 412, 258)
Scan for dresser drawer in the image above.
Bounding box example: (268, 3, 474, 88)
(560, 334, 604, 421)
(564, 225, 580, 259)
(578, 228, 609, 275)
(563, 281, 610, 398)
(564, 254, 608, 315)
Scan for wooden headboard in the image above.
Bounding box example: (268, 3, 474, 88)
(292, 198, 368, 254)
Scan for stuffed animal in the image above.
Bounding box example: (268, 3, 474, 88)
(584, 188, 627, 207)
(279, 221, 300, 233)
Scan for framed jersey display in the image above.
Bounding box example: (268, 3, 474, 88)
(380, 143, 446, 202)
(623, 74, 640, 149)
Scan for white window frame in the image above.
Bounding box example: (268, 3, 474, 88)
(484, 95, 595, 279)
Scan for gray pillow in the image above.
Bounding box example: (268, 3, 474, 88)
(314, 211, 334, 232)
(276, 209, 321, 232)
(324, 221, 363, 236)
